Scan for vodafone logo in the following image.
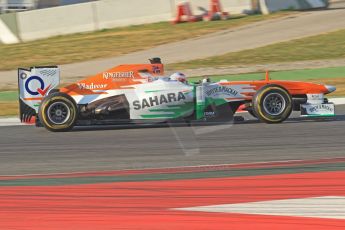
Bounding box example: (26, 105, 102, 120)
(25, 76, 51, 96)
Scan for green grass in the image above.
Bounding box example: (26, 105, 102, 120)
(0, 92, 18, 116)
(0, 12, 292, 71)
(169, 29, 345, 69)
(0, 91, 18, 101)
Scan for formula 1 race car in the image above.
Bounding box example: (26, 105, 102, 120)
(18, 58, 336, 132)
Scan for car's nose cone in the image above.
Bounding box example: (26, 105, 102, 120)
(325, 85, 336, 93)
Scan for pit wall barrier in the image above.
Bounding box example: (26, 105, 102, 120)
(261, 0, 329, 14)
(0, 0, 255, 44)
(0, 0, 329, 44)
(0, 13, 20, 44)
(17, 2, 96, 42)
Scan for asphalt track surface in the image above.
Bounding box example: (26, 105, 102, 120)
(1, 105, 344, 176)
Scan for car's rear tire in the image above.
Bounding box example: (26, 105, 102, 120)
(38, 92, 77, 132)
(48, 88, 60, 95)
(253, 84, 292, 123)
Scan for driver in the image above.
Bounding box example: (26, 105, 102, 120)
(169, 72, 187, 84)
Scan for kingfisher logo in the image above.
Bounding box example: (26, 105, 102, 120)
(25, 76, 51, 96)
(103, 72, 134, 79)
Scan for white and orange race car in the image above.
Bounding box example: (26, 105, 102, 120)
(18, 58, 336, 132)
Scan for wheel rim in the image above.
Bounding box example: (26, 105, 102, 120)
(47, 102, 71, 125)
(263, 93, 286, 116)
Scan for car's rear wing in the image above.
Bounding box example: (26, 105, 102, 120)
(18, 66, 60, 122)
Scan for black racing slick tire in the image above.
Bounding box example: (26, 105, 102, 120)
(48, 88, 60, 95)
(38, 92, 77, 132)
(253, 84, 292, 124)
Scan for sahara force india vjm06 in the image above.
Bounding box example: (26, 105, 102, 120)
(18, 58, 336, 132)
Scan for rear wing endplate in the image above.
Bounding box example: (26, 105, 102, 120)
(18, 66, 60, 122)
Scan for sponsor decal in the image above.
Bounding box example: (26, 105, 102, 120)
(77, 83, 108, 90)
(204, 111, 216, 117)
(308, 104, 334, 113)
(103, 71, 134, 80)
(39, 69, 57, 77)
(133, 92, 186, 110)
(205, 86, 238, 97)
(301, 103, 335, 116)
(307, 94, 324, 100)
(25, 76, 51, 96)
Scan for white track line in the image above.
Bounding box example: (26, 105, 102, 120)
(175, 196, 345, 220)
(0, 118, 27, 127)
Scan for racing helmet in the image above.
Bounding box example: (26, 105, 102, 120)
(170, 72, 187, 83)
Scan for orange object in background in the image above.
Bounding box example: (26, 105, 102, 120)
(204, 0, 229, 21)
(172, 2, 202, 24)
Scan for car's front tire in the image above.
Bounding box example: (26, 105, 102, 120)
(38, 92, 77, 132)
(253, 84, 292, 124)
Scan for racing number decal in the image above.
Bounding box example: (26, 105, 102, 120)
(25, 76, 51, 96)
